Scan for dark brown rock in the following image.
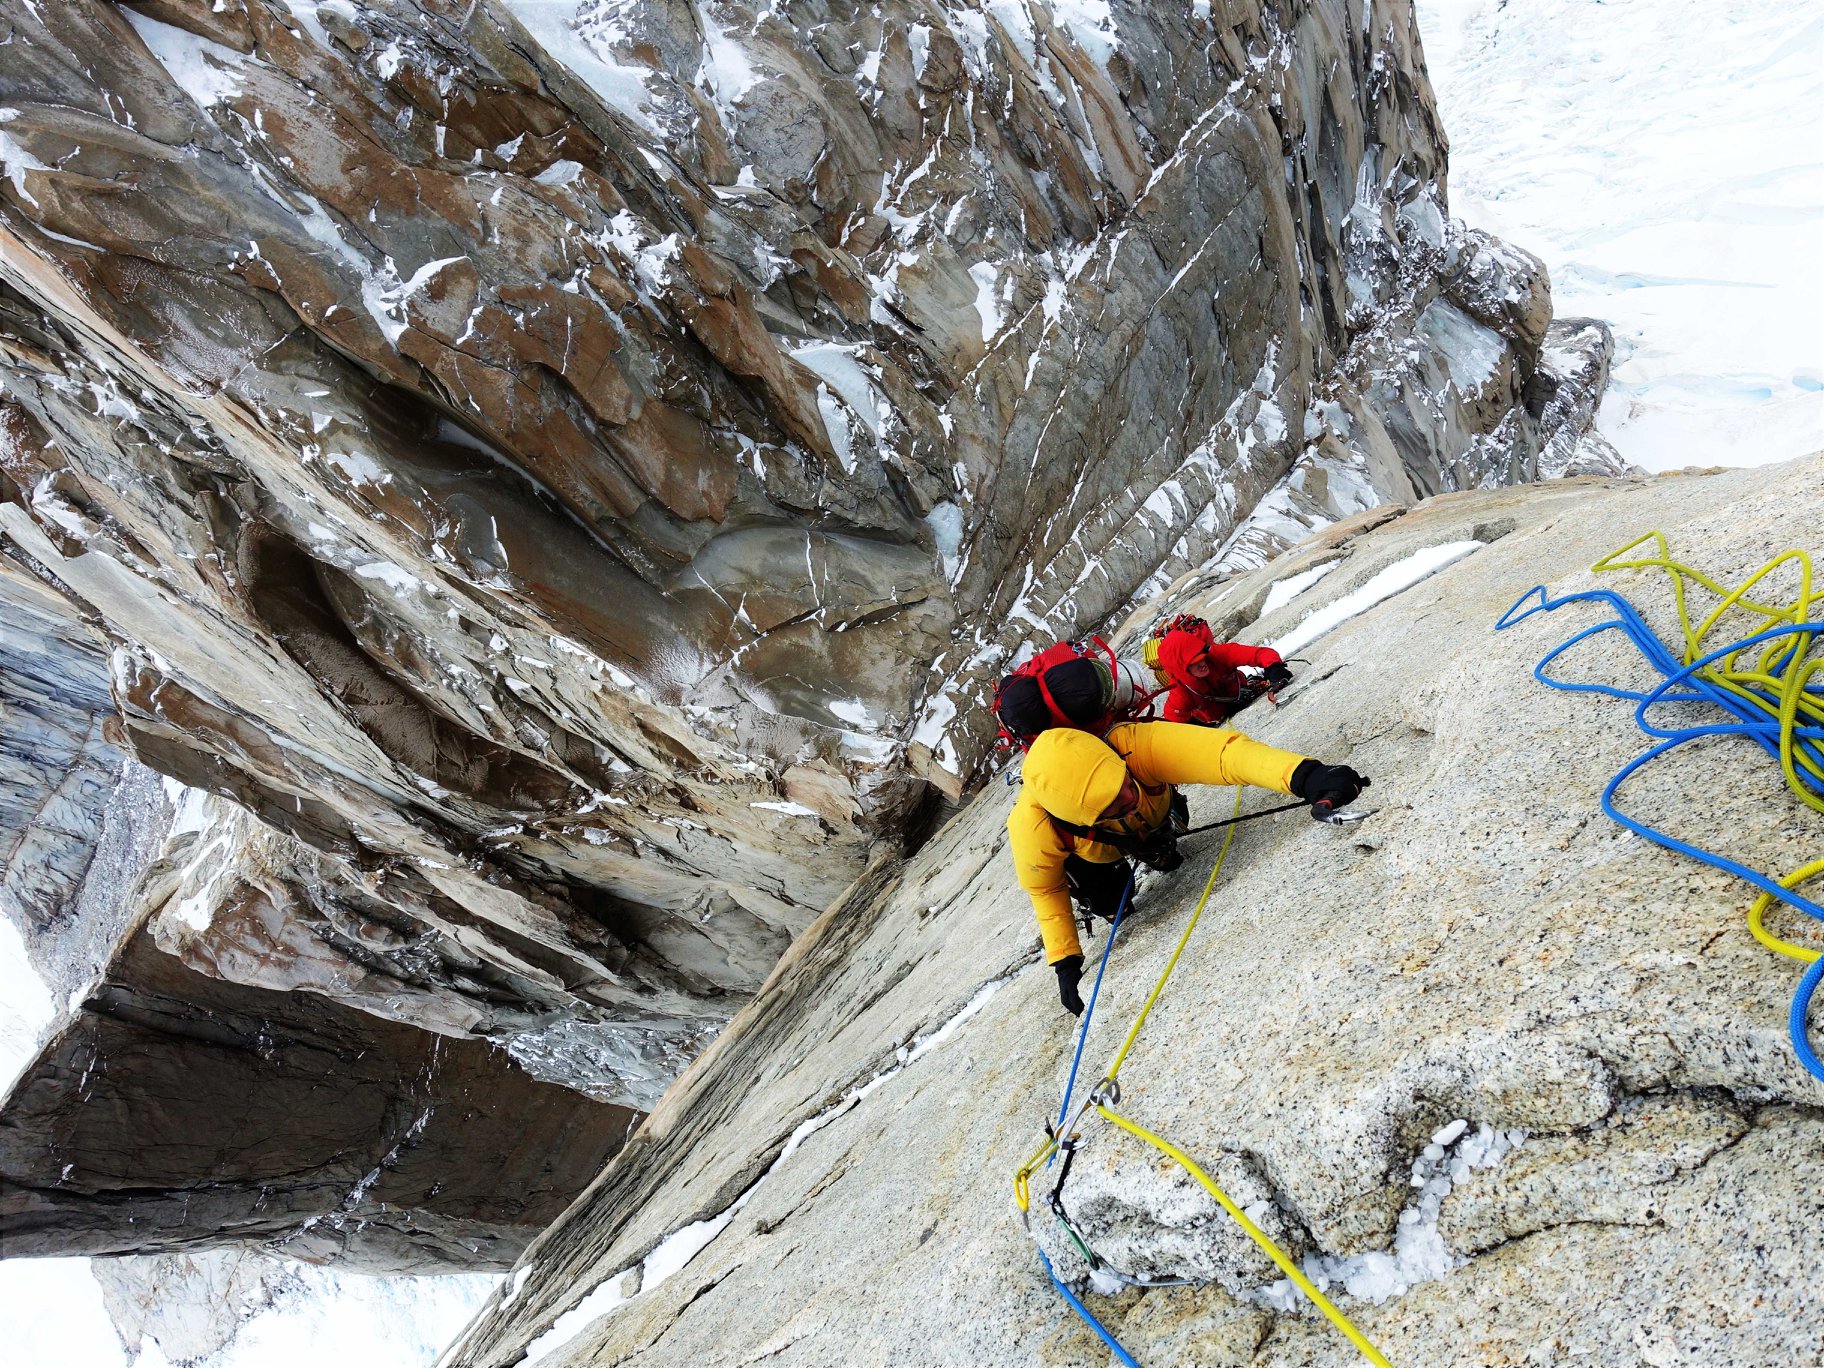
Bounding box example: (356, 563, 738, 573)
(0, 924, 635, 1272)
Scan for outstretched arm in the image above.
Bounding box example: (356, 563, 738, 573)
(1111, 719, 1307, 792)
(1209, 641, 1284, 670)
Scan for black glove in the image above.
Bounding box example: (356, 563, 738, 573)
(1136, 832, 1184, 872)
(1054, 955, 1085, 1016)
(1263, 662, 1294, 689)
(1291, 759, 1370, 817)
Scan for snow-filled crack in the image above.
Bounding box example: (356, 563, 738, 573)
(1248, 1119, 1525, 1310)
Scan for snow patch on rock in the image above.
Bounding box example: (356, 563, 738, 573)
(1269, 541, 1483, 657)
(1253, 1120, 1525, 1308)
(1260, 560, 1340, 616)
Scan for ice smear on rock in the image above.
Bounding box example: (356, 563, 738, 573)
(1269, 542, 1483, 657)
(503, 1017, 723, 1112)
(122, 10, 249, 111)
(1252, 1120, 1524, 1309)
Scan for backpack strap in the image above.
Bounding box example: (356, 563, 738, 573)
(1031, 660, 1076, 731)
(1048, 812, 1179, 862)
(1048, 815, 1152, 857)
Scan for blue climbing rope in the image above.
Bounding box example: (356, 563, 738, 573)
(1496, 583, 1824, 1080)
(1053, 871, 1134, 1150)
(1793, 955, 1824, 1080)
(1037, 1249, 1143, 1368)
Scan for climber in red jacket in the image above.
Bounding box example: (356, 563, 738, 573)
(1145, 616, 1292, 726)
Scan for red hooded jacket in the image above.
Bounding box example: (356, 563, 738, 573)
(1154, 624, 1282, 725)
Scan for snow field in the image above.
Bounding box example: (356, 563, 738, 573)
(0, 1256, 500, 1368)
(0, 917, 55, 1095)
(1416, 0, 1824, 471)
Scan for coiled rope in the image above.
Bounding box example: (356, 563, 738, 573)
(1013, 788, 1392, 1366)
(1494, 532, 1823, 1080)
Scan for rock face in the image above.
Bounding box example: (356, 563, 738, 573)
(0, 547, 131, 971)
(440, 458, 1822, 1368)
(0, 0, 1621, 1117)
(0, 915, 637, 1272)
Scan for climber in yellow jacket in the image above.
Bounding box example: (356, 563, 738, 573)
(1011, 722, 1368, 1014)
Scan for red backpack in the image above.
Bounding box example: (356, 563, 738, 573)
(993, 637, 1155, 751)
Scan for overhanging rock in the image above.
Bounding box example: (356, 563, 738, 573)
(0, 920, 637, 1272)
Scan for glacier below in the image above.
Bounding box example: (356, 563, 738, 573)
(1416, 0, 1824, 471)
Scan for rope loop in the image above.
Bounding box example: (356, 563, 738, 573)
(1496, 533, 1823, 1080)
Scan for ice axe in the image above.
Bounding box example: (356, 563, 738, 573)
(1314, 803, 1376, 825)
(1312, 774, 1373, 824)
(1177, 780, 1374, 838)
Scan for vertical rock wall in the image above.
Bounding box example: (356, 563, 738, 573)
(0, 548, 126, 951)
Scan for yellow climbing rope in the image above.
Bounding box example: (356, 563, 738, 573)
(1749, 860, 1824, 963)
(1015, 528, 1820, 1366)
(1103, 786, 1244, 1082)
(1593, 532, 1824, 796)
(1013, 784, 1392, 1367)
(1012, 787, 1244, 1214)
(1095, 1105, 1394, 1368)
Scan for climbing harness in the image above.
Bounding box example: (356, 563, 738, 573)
(1012, 788, 1393, 1366)
(1495, 531, 1823, 1081)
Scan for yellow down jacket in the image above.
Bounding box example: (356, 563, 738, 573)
(1008, 720, 1310, 964)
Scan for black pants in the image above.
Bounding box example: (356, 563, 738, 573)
(1064, 855, 1134, 924)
